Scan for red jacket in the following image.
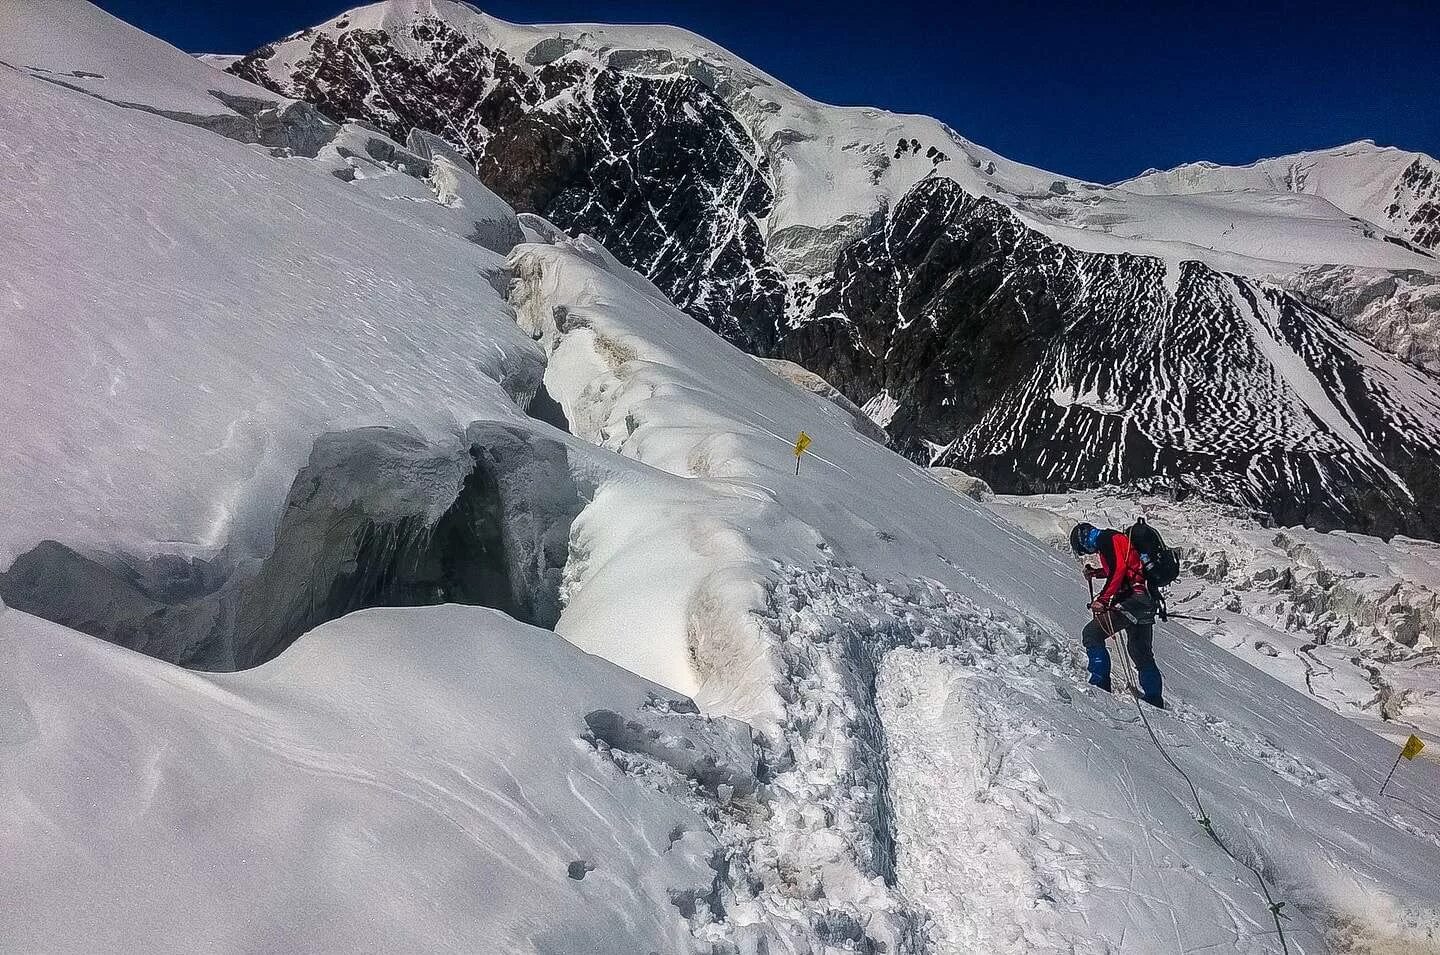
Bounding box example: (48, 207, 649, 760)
(1092, 530, 1148, 606)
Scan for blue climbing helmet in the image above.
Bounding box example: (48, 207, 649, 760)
(1069, 522, 1099, 555)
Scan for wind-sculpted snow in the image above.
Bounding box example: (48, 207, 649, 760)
(0, 424, 585, 669)
(0, 42, 541, 571)
(2, 0, 292, 115)
(0, 605, 729, 953)
(0, 9, 598, 674)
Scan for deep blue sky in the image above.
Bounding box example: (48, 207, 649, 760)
(95, 0, 1439, 183)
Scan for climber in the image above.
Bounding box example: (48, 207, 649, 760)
(1070, 522, 1164, 708)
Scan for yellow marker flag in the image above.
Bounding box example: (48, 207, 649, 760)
(1382, 733, 1427, 796)
(794, 432, 812, 457)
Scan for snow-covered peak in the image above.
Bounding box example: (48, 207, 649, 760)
(1119, 140, 1440, 251)
(242, 0, 1440, 279)
(196, 53, 242, 71)
(282, 0, 793, 91)
(1120, 139, 1409, 191)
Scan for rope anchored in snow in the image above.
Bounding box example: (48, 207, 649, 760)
(1094, 601, 1294, 955)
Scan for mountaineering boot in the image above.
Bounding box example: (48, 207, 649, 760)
(1128, 686, 1166, 709)
(1137, 663, 1164, 708)
(1086, 644, 1112, 692)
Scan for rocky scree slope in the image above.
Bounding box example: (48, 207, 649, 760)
(228, 1, 1440, 537)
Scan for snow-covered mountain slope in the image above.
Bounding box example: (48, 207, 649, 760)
(224, 0, 1440, 538)
(0, 49, 532, 571)
(7, 4, 1440, 951)
(504, 231, 1440, 953)
(1121, 140, 1440, 252)
(1, 0, 283, 114)
(229, 1, 1439, 281)
(988, 486, 1440, 741)
(788, 177, 1440, 537)
(1283, 264, 1440, 374)
(0, 0, 547, 668)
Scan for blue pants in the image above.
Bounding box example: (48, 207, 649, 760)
(1082, 613, 1162, 703)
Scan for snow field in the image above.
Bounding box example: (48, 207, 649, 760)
(1120, 141, 1440, 253)
(0, 56, 542, 568)
(1, 0, 293, 115)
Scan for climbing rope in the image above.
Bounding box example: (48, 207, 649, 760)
(1096, 607, 1293, 954)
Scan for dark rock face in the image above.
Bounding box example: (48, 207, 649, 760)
(1391, 158, 1440, 251)
(232, 27, 540, 161)
(231, 18, 785, 351)
(541, 70, 784, 350)
(783, 177, 1440, 538)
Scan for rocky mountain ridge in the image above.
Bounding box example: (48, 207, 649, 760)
(225, 0, 1440, 537)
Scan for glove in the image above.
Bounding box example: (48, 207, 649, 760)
(1090, 599, 1109, 614)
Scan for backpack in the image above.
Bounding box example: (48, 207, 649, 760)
(1126, 518, 1181, 591)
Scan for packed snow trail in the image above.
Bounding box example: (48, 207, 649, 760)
(878, 623, 1440, 953)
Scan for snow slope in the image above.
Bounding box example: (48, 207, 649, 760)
(4, 4, 1440, 952)
(0, 0, 284, 115)
(509, 233, 1440, 951)
(0, 2, 536, 567)
(0, 602, 744, 953)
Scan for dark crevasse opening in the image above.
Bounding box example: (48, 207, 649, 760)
(525, 378, 571, 434)
(0, 422, 586, 671)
